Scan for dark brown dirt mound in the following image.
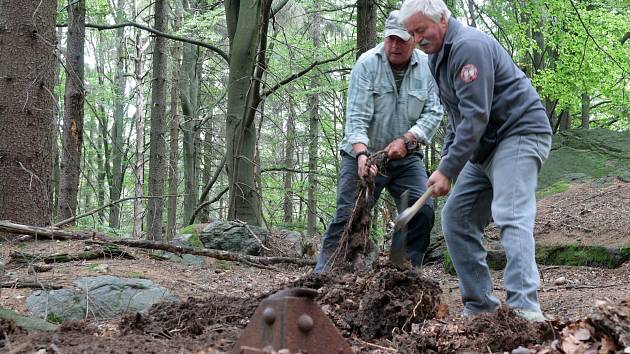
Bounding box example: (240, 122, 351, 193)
(120, 294, 259, 339)
(395, 306, 555, 353)
(287, 263, 442, 341)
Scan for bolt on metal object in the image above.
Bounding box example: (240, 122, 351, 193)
(232, 288, 353, 354)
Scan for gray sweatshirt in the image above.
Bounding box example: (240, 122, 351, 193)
(429, 17, 552, 179)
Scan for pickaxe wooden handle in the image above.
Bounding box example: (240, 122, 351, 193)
(394, 186, 433, 231)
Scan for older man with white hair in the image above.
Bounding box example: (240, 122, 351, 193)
(399, 0, 553, 322)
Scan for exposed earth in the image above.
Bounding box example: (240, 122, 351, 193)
(0, 179, 629, 353)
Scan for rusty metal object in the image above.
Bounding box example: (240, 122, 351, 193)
(232, 288, 353, 354)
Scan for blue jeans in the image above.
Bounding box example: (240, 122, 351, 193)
(441, 133, 551, 314)
(314, 152, 434, 273)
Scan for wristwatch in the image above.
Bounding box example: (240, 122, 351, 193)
(402, 136, 418, 152)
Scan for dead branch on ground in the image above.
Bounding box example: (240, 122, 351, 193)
(0, 220, 315, 269)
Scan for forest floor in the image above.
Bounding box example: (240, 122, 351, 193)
(0, 179, 629, 353)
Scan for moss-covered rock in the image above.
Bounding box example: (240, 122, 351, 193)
(535, 244, 626, 269)
(538, 128, 630, 192)
(441, 243, 629, 273)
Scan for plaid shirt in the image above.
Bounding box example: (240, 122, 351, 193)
(340, 43, 443, 156)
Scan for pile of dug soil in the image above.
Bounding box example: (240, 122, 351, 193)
(120, 261, 442, 345)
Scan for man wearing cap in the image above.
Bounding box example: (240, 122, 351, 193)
(314, 10, 443, 273)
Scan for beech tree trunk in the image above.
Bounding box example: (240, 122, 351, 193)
(581, 93, 590, 129)
(0, 0, 57, 228)
(224, 0, 272, 225)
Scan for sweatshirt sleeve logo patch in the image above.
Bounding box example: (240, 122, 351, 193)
(460, 64, 478, 83)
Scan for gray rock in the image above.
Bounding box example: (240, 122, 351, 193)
(285, 231, 306, 257)
(171, 234, 196, 248)
(200, 220, 268, 255)
(27, 275, 178, 321)
(160, 251, 206, 267)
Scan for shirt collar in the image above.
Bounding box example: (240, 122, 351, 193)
(432, 17, 462, 69)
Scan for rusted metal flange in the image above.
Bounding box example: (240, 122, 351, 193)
(232, 288, 353, 354)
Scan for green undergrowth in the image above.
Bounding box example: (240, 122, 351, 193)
(178, 225, 204, 248)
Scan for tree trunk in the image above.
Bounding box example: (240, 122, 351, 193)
(51, 27, 64, 222)
(356, 0, 377, 58)
(109, 0, 128, 229)
(180, 41, 201, 223)
(57, 0, 86, 225)
(0, 0, 56, 228)
(167, 0, 183, 240)
(146, 0, 169, 241)
(94, 34, 108, 223)
(581, 92, 590, 129)
(307, 1, 321, 236)
(283, 98, 297, 224)
(132, 0, 148, 239)
(465, 0, 477, 28)
(224, 0, 272, 225)
(559, 110, 570, 131)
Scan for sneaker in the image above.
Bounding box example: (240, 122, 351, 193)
(513, 308, 547, 322)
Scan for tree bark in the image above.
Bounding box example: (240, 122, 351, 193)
(146, 0, 169, 241)
(132, 0, 148, 239)
(283, 98, 297, 224)
(559, 110, 570, 131)
(167, 0, 183, 240)
(180, 41, 201, 223)
(356, 0, 377, 58)
(224, 0, 272, 225)
(109, 0, 128, 229)
(581, 92, 590, 129)
(0, 0, 56, 228)
(57, 0, 86, 224)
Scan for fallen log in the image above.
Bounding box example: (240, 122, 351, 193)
(0, 220, 316, 268)
(0, 280, 62, 290)
(10, 245, 134, 264)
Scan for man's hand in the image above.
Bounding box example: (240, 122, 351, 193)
(385, 138, 407, 160)
(357, 154, 377, 178)
(428, 170, 451, 196)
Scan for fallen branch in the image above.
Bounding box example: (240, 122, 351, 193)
(10, 246, 134, 264)
(0, 280, 62, 290)
(0, 220, 315, 268)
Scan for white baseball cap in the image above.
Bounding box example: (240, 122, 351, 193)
(383, 10, 411, 41)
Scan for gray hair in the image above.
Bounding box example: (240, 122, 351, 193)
(399, 0, 451, 24)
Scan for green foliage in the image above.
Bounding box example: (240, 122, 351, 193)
(537, 180, 571, 199)
(442, 250, 456, 275)
(480, 0, 629, 128)
(46, 312, 63, 324)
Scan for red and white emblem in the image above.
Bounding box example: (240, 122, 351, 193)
(460, 64, 478, 83)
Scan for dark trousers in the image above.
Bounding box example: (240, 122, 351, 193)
(314, 152, 434, 272)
